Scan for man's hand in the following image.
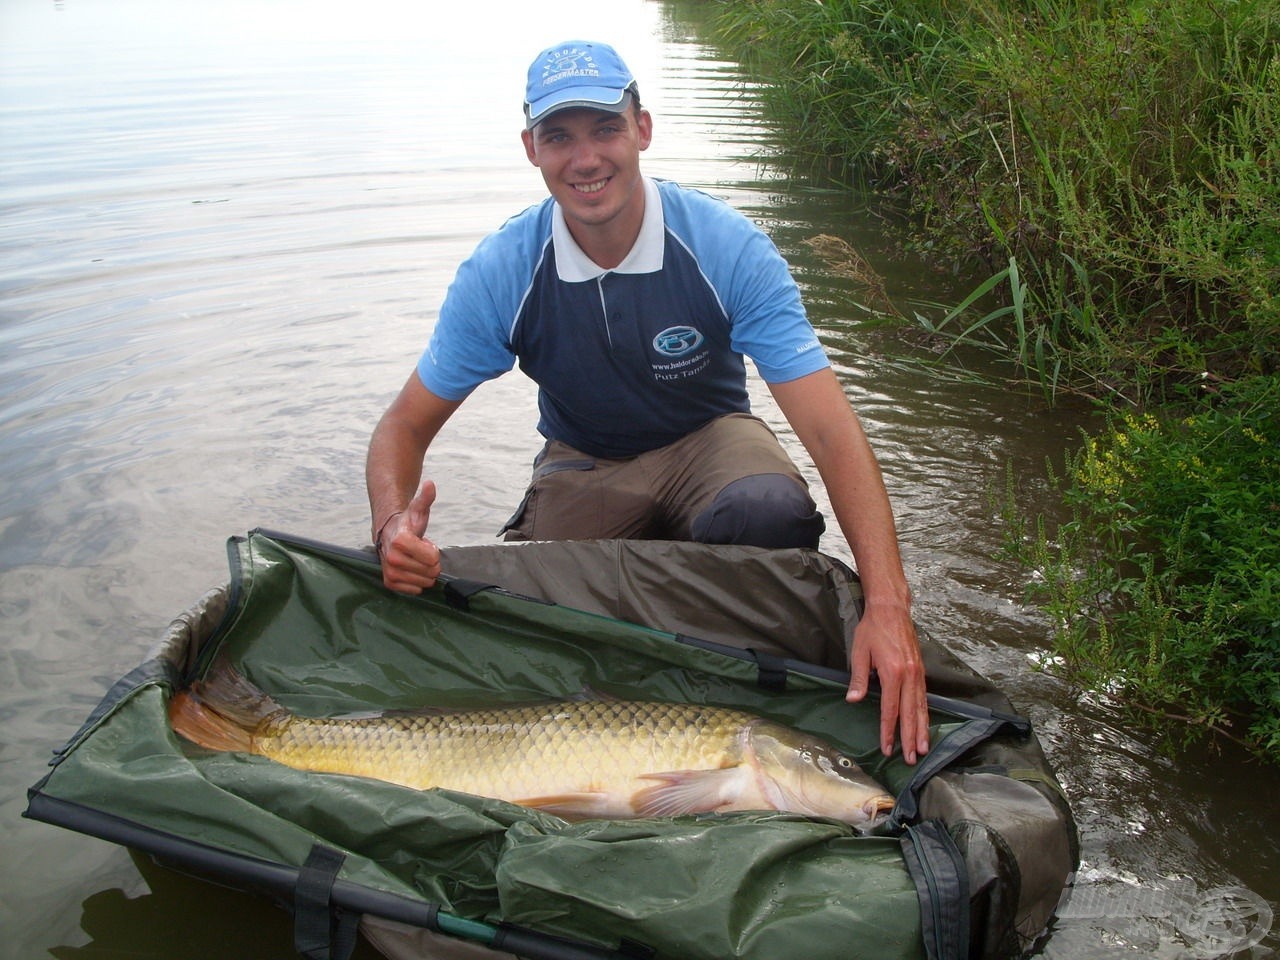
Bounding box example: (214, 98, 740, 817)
(846, 602, 930, 764)
(377, 480, 442, 594)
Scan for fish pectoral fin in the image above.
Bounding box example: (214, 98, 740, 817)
(631, 767, 749, 818)
(516, 792, 622, 819)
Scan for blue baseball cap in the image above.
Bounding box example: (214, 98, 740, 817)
(524, 41, 636, 129)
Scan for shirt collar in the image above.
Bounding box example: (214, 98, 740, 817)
(552, 176, 665, 281)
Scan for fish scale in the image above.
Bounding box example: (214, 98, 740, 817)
(258, 700, 757, 800)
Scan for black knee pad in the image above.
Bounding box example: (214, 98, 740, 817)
(690, 474, 825, 549)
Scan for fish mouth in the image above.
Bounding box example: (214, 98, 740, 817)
(864, 796, 896, 819)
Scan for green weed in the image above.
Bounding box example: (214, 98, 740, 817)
(1001, 376, 1280, 759)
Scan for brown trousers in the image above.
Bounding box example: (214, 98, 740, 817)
(501, 413, 824, 548)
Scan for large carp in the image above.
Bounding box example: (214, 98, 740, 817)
(168, 665, 895, 825)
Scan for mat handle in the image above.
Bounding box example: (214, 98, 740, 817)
(295, 844, 360, 960)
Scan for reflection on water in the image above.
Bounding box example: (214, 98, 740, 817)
(2, 0, 1277, 957)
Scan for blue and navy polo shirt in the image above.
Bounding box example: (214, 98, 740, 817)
(418, 177, 829, 459)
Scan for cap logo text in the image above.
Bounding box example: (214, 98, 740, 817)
(541, 48, 598, 88)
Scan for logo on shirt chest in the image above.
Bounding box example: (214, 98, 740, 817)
(652, 325, 705, 357)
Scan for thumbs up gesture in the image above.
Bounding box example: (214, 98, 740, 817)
(376, 480, 443, 594)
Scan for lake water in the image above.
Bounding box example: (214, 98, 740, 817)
(2, 1, 1277, 957)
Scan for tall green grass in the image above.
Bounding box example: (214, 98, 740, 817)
(716, 0, 1280, 401)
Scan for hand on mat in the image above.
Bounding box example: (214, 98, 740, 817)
(846, 602, 930, 765)
(378, 480, 442, 594)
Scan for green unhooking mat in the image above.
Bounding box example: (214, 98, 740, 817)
(25, 531, 1077, 960)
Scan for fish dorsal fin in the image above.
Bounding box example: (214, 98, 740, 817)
(630, 766, 750, 818)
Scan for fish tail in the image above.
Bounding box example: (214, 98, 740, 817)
(168, 660, 288, 753)
(168, 689, 255, 752)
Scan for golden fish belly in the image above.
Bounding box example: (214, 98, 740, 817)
(257, 700, 753, 810)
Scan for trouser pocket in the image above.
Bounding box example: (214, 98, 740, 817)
(499, 445, 598, 539)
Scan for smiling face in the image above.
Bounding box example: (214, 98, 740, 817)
(521, 104, 653, 268)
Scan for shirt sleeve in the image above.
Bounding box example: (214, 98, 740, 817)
(661, 184, 829, 384)
(415, 205, 551, 400)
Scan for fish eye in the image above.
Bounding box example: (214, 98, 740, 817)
(837, 756, 853, 768)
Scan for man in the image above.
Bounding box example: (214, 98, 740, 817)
(366, 41, 929, 764)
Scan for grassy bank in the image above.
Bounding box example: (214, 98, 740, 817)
(713, 0, 1280, 759)
(717, 0, 1279, 399)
